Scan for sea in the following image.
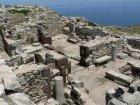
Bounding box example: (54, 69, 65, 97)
(1, 0, 140, 27)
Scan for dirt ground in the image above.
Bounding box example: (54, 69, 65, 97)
(70, 57, 140, 105)
(52, 34, 80, 57)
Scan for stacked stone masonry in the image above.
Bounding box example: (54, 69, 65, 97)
(127, 38, 140, 50)
(16, 65, 51, 103)
(80, 37, 124, 67)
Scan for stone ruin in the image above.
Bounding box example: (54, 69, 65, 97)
(105, 59, 140, 105)
(127, 37, 140, 50)
(1, 4, 140, 105)
(63, 17, 112, 43)
(106, 80, 140, 105)
(80, 37, 124, 67)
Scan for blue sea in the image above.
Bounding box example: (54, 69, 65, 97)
(1, 0, 140, 27)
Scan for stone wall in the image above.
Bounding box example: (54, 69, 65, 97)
(80, 38, 124, 67)
(127, 38, 140, 50)
(16, 65, 51, 103)
(76, 26, 110, 39)
(64, 17, 111, 39)
(93, 39, 123, 58)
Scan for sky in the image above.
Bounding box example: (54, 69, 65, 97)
(0, 0, 138, 6)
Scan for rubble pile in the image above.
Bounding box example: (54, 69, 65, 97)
(64, 75, 96, 105)
(106, 80, 140, 105)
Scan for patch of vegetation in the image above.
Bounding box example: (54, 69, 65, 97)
(107, 25, 140, 35)
(16, 34, 21, 39)
(30, 37, 35, 44)
(8, 9, 31, 15)
(26, 37, 35, 44)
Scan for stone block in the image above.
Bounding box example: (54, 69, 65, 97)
(55, 56, 68, 67)
(127, 61, 137, 66)
(117, 53, 128, 59)
(71, 79, 84, 88)
(3, 73, 21, 92)
(86, 36, 92, 42)
(42, 67, 50, 77)
(0, 84, 5, 98)
(8, 93, 35, 105)
(73, 87, 81, 96)
(64, 87, 71, 99)
(34, 53, 43, 64)
(105, 70, 133, 86)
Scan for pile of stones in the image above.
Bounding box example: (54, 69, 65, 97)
(64, 74, 96, 105)
(106, 80, 140, 105)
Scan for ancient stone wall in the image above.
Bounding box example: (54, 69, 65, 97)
(76, 26, 110, 39)
(94, 39, 123, 58)
(16, 65, 51, 103)
(80, 38, 124, 67)
(127, 38, 140, 50)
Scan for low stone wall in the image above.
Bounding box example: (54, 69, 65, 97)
(127, 38, 140, 50)
(80, 38, 124, 67)
(94, 39, 123, 58)
(76, 26, 110, 39)
(16, 65, 51, 103)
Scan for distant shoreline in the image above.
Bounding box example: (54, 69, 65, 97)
(1, 2, 140, 27)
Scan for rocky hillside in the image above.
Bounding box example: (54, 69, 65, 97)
(105, 25, 140, 36)
(0, 5, 67, 44)
(0, 4, 139, 49)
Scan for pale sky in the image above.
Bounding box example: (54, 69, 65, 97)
(0, 0, 137, 6)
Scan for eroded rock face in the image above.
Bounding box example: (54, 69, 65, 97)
(8, 93, 35, 105)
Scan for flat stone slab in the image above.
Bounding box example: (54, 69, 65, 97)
(131, 53, 140, 60)
(24, 46, 43, 54)
(105, 70, 133, 85)
(132, 63, 140, 71)
(127, 61, 137, 66)
(117, 53, 128, 59)
(95, 55, 111, 64)
(108, 98, 127, 105)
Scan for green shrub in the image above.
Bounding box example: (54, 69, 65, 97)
(30, 37, 35, 44)
(8, 9, 31, 15)
(17, 34, 21, 39)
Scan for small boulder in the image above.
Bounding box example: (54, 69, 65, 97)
(8, 93, 35, 105)
(3, 74, 21, 92)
